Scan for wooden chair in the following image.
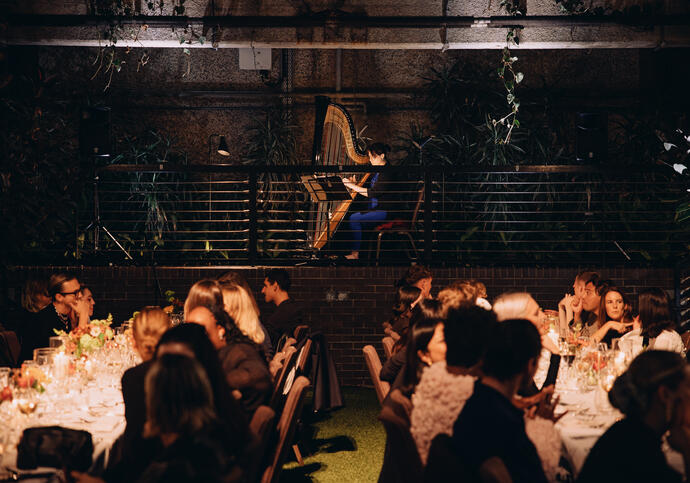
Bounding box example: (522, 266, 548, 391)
(261, 376, 310, 483)
(270, 346, 298, 411)
(682, 331, 690, 353)
(294, 325, 309, 343)
(247, 405, 277, 482)
(296, 338, 312, 373)
(382, 336, 395, 359)
(374, 184, 424, 264)
(363, 345, 390, 405)
(378, 389, 422, 483)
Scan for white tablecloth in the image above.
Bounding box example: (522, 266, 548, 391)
(555, 388, 685, 477)
(1, 383, 126, 473)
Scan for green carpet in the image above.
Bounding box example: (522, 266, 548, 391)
(281, 386, 386, 482)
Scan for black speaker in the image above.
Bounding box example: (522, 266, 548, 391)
(576, 112, 607, 163)
(80, 107, 112, 157)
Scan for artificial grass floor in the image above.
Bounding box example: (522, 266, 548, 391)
(281, 386, 385, 482)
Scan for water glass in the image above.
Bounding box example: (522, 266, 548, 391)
(0, 367, 9, 388)
(49, 336, 64, 348)
(34, 348, 57, 366)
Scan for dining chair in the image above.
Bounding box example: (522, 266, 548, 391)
(363, 345, 390, 405)
(270, 346, 297, 411)
(247, 405, 277, 481)
(382, 336, 395, 359)
(261, 376, 310, 483)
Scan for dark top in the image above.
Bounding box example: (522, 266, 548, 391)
(122, 360, 153, 445)
(380, 347, 406, 384)
(135, 423, 243, 483)
(453, 381, 548, 483)
(265, 298, 304, 338)
(19, 303, 70, 363)
(218, 342, 273, 417)
(518, 353, 561, 398)
(577, 417, 681, 483)
(351, 171, 393, 213)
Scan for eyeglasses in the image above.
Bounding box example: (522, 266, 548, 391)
(60, 288, 82, 297)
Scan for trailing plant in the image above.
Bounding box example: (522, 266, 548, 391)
(89, 0, 203, 90)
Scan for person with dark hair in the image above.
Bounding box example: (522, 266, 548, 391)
(136, 354, 243, 482)
(577, 350, 690, 482)
(341, 142, 392, 260)
(558, 270, 598, 329)
(453, 319, 548, 483)
(380, 298, 444, 386)
(410, 305, 496, 463)
(391, 299, 446, 397)
(383, 285, 422, 349)
(570, 273, 606, 337)
(619, 288, 684, 355)
(261, 268, 304, 341)
(95, 323, 250, 483)
(396, 265, 433, 299)
(591, 285, 634, 346)
(20, 272, 90, 363)
(186, 304, 272, 417)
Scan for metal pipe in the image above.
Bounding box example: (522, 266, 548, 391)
(7, 14, 690, 28)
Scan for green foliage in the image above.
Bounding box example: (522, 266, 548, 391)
(0, 68, 81, 265)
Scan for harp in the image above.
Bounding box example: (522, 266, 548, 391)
(307, 96, 370, 251)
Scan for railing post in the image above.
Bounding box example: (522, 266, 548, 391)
(248, 170, 258, 265)
(424, 167, 433, 264)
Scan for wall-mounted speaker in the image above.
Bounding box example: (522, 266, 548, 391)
(79, 106, 112, 157)
(576, 112, 607, 163)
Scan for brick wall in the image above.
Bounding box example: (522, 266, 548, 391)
(3, 265, 675, 386)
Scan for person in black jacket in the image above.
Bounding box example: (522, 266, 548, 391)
(341, 142, 392, 260)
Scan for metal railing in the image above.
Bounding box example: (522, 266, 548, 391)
(77, 164, 689, 266)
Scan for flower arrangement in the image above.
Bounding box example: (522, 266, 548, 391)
(54, 314, 115, 358)
(0, 366, 50, 403)
(163, 290, 184, 315)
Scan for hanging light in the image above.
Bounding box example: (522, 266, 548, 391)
(217, 136, 230, 157)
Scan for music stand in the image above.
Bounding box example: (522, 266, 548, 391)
(301, 175, 351, 251)
(301, 175, 351, 203)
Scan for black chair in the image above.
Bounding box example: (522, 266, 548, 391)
(374, 185, 423, 265)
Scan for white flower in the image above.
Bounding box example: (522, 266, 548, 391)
(664, 142, 676, 151)
(90, 326, 102, 337)
(673, 163, 687, 174)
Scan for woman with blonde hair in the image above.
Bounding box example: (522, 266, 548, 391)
(219, 282, 272, 359)
(133, 306, 171, 362)
(493, 291, 560, 399)
(183, 279, 224, 320)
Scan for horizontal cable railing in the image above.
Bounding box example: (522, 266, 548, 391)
(75, 164, 689, 265)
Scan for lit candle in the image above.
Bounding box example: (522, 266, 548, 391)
(53, 352, 68, 380)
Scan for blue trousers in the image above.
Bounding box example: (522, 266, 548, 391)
(348, 210, 387, 251)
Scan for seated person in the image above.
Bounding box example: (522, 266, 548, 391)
(341, 142, 391, 260)
(493, 292, 561, 398)
(382, 299, 446, 397)
(261, 268, 304, 342)
(396, 265, 433, 299)
(20, 272, 90, 363)
(219, 280, 273, 361)
(590, 285, 634, 346)
(121, 307, 172, 444)
(382, 285, 421, 346)
(411, 306, 496, 463)
(452, 319, 548, 483)
(619, 288, 685, 356)
(187, 305, 272, 417)
(577, 350, 690, 482)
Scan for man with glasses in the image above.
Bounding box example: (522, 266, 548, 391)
(19, 272, 90, 363)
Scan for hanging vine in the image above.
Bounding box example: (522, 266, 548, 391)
(494, 1, 524, 144)
(89, 0, 198, 90)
